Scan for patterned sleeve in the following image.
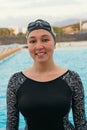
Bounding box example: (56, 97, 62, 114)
(6, 73, 19, 130)
(71, 71, 87, 130)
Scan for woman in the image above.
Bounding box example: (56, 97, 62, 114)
(6, 19, 87, 130)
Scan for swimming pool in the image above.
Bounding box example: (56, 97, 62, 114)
(0, 47, 87, 130)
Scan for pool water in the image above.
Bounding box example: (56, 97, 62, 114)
(0, 48, 87, 130)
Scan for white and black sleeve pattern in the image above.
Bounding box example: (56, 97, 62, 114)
(62, 70, 87, 130)
(6, 72, 26, 130)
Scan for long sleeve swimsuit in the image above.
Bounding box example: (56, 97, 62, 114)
(6, 70, 87, 130)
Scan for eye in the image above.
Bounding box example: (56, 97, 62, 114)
(42, 38, 49, 42)
(29, 40, 36, 44)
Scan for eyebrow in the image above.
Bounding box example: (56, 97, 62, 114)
(29, 36, 36, 39)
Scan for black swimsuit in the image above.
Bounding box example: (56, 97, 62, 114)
(6, 70, 87, 130)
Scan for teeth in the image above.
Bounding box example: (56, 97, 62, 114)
(36, 52, 46, 56)
(37, 52, 45, 56)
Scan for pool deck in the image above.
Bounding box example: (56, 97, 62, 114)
(56, 45, 87, 50)
(0, 46, 21, 60)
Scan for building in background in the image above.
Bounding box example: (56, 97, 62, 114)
(81, 22, 87, 31)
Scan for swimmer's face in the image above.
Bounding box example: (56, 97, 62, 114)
(27, 29, 55, 63)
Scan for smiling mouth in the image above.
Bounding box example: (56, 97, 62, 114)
(35, 52, 46, 56)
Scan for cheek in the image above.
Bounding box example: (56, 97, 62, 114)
(27, 40, 34, 52)
(46, 43, 55, 52)
(28, 44, 34, 53)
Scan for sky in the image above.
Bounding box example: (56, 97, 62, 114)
(0, 0, 87, 29)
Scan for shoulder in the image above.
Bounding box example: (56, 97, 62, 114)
(8, 71, 23, 83)
(62, 70, 83, 91)
(68, 70, 82, 82)
(63, 69, 81, 81)
(7, 71, 26, 91)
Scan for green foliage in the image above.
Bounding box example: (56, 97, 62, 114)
(53, 26, 64, 34)
(17, 32, 26, 37)
(0, 28, 15, 36)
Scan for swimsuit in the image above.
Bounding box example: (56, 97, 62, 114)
(6, 70, 87, 130)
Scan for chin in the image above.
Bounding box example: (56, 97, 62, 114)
(37, 59, 48, 63)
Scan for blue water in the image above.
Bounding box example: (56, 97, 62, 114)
(0, 47, 87, 130)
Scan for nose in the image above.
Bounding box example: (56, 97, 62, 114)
(35, 41, 44, 50)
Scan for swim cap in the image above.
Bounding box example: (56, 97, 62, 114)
(27, 19, 56, 43)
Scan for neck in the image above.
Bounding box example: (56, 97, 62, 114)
(32, 60, 56, 73)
